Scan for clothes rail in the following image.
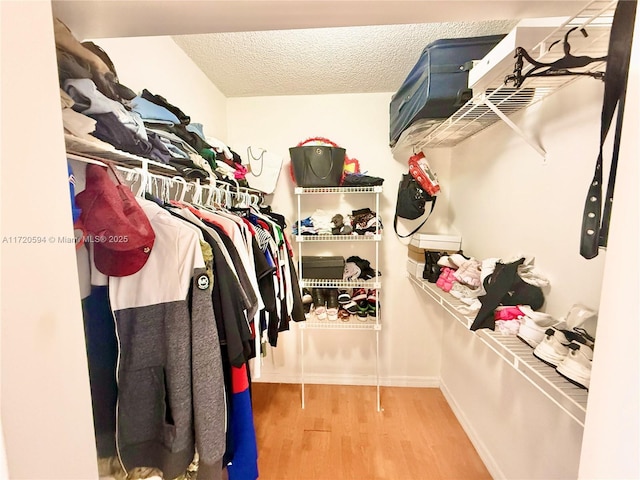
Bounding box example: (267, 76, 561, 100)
(67, 150, 265, 206)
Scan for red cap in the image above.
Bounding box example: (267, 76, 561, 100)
(76, 164, 155, 277)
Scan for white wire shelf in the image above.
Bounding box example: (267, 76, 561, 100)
(295, 186, 383, 194)
(300, 318, 381, 330)
(394, 0, 615, 154)
(65, 134, 178, 175)
(300, 279, 381, 289)
(408, 273, 589, 426)
(295, 234, 381, 242)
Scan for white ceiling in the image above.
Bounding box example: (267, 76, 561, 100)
(172, 21, 519, 97)
(52, 1, 588, 97)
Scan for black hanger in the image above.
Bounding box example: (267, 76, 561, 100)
(505, 27, 607, 88)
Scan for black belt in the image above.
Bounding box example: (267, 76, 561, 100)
(580, 0, 637, 259)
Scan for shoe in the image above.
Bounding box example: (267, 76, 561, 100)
(311, 288, 327, 320)
(436, 267, 456, 292)
(352, 288, 367, 302)
(533, 326, 594, 367)
(326, 288, 339, 321)
(453, 258, 482, 288)
(302, 288, 313, 305)
(564, 304, 598, 338)
(367, 302, 378, 318)
(338, 289, 351, 304)
(366, 289, 377, 305)
(344, 300, 359, 315)
(556, 342, 594, 389)
(302, 288, 313, 319)
(356, 300, 369, 319)
(449, 283, 480, 305)
(516, 305, 560, 348)
(448, 253, 468, 268)
(437, 255, 456, 268)
(338, 308, 351, 322)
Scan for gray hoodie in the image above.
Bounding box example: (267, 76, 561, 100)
(108, 199, 225, 480)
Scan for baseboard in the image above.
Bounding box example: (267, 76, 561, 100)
(254, 372, 439, 388)
(440, 379, 505, 480)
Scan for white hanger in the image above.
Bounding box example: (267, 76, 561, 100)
(171, 176, 189, 202)
(192, 179, 203, 205)
(133, 167, 148, 197)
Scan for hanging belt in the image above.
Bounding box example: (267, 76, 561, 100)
(580, 0, 637, 259)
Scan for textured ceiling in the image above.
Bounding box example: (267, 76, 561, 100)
(52, 1, 588, 98)
(172, 20, 519, 97)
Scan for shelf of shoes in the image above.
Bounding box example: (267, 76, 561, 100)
(296, 185, 382, 410)
(393, 0, 615, 158)
(408, 272, 589, 426)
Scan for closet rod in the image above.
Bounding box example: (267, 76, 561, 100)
(67, 150, 265, 205)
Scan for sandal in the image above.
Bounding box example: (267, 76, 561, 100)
(338, 309, 351, 322)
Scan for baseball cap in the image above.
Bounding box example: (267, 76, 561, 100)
(75, 163, 155, 277)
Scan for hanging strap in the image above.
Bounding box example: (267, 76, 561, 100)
(393, 197, 437, 239)
(580, 0, 637, 259)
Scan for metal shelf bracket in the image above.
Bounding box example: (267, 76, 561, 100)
(483, 98, 547, 162)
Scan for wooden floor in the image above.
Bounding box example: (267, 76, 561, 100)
(251, 383, 491, 480)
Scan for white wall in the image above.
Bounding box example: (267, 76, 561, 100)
(1, 2, 99, 478)
(227, 93, 454, 387)
(578, 10, 640, 480)
(93, 36, 229, 142)
(446, 78, 606, 319)
(429, 63, 630, 479)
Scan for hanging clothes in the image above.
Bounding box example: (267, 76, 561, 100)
(107, 198, 226, 480)
(75, 161, 302, 480)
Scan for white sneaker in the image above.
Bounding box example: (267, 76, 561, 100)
(516, 306, 560, 348)
(533, 327, 593, 367)
(564, 304, 598, 338)
(556, 342, 594, 389)
(449, 283, 480, 304)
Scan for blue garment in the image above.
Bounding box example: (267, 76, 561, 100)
(227, 365, 259, 480)
(68, 163, 82, 223)
(130, 95, 181, 125)
(186, 122, 207, 141)
(63, 78, 148, 141)
(82, 286, 118, 458)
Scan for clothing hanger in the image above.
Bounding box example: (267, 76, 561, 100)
(505, 27, 607, 88)
(191, 180, 203, 205)
(171, 176, 190, 203)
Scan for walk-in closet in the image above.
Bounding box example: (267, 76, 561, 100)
(1, 1, 638, 479)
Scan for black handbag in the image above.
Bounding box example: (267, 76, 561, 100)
(393, 173, 437, 238)
(289, 145, 345, 187)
